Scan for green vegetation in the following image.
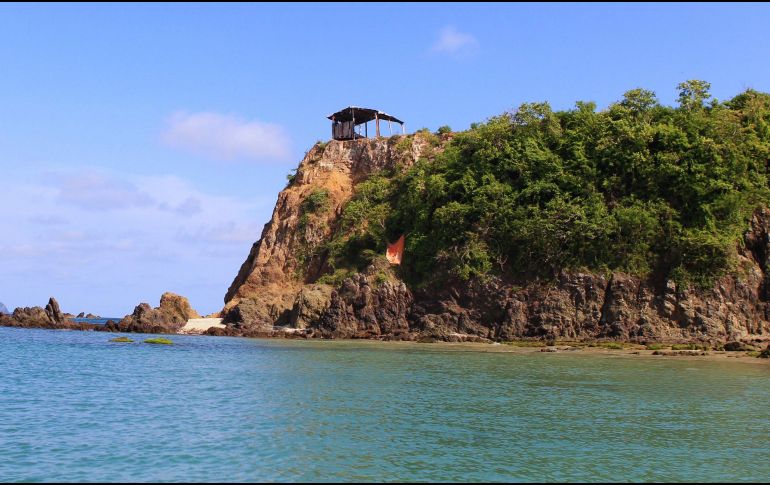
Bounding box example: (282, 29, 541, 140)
(286, 168, 297, 185)
(109, 336, 134, 343)
(437, 125, 452, 135)
(318, 82, 770, 290)
(671, 343, 709, 351)
(588, 342, 626, 350)
(645, 343, 667, 350)
(301, 188, 331, 215)
(144, 338, 173, 345)
(316, 268, 356, 286)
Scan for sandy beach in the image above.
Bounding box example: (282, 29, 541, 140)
(179, 318, 225, 335)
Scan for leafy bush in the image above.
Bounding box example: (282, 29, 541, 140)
(286, 168, 297, 185)
(301, 189, 330, 214)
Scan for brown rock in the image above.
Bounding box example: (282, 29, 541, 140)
(113, 292, 200, 334)
(44, 297, 63, 324)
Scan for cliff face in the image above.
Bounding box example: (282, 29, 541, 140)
(223, 135, 431, 329)
(224, 136, 770, 345)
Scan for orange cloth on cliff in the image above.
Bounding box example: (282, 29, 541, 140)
(386, 234, 405, 265)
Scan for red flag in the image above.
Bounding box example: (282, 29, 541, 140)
(386, 234, 405, 265)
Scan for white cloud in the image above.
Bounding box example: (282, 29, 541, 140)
(430, 25, 480, 57)
(44, 171, 155, 211)
(161, 111, 292, 163)
(0, 168, 272, 315)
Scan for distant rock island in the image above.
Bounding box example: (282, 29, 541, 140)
(0, 302, 8, 314)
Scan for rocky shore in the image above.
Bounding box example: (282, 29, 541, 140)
(0, 292, 206, 335)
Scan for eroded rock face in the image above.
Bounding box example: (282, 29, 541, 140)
(11, 306, 53, 327)
(107, 292, 200, 334)
(45, 297, 63, 324)
(312, 275, 412, 339)
(223, 135, 435, 330)
(289, 284, 333, 329)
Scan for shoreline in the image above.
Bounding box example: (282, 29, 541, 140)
(1, 322, 768, 364)
(249, 337, 770, 364)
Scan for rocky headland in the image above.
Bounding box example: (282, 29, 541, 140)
(5, 86, 770, 352)
(218, 127, 770, 349)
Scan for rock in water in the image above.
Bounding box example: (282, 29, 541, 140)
(45, 297, 63, 324)
(0, 302, 8, 315)
(110, 292, 201, 334)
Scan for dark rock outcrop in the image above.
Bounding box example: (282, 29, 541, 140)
(0, 297, 104, 331)
(45, 297, 63, 324)
(313, 275, 412, 339)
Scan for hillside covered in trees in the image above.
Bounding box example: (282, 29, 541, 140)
(223, 81, 770, 344)
(324, 81, 770, 290)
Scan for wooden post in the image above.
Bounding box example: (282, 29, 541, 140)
(375, 112, 380, 138)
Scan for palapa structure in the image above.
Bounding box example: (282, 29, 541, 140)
(328, 106, 405, 141)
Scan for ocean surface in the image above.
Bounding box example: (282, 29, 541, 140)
(70, 318, 122, 325)
(0, 327, 768, 482)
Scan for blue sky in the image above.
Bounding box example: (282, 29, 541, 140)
(2, 3, 769, 316)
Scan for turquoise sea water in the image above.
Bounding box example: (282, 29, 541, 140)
(70, 318, 122, 325)
(0, 327, 768, 482)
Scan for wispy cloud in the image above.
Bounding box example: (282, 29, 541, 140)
(161, 111, 292, 163)
(430, 25, 480, 58)
(45, 171, 154, 211)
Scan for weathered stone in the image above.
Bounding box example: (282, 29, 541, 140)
(44, 297, 63, 324)
(289, 285, 333, 329)
(112, 292, 200, 334)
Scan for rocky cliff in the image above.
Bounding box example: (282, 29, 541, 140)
(223, 134, 770, 347)
(223, 135, 433, 329)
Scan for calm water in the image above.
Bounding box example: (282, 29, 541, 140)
(0, 328, 768, 482)
(70, 318, 122, 325)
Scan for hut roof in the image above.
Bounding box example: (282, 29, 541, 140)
(327, 106, 403, 125)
